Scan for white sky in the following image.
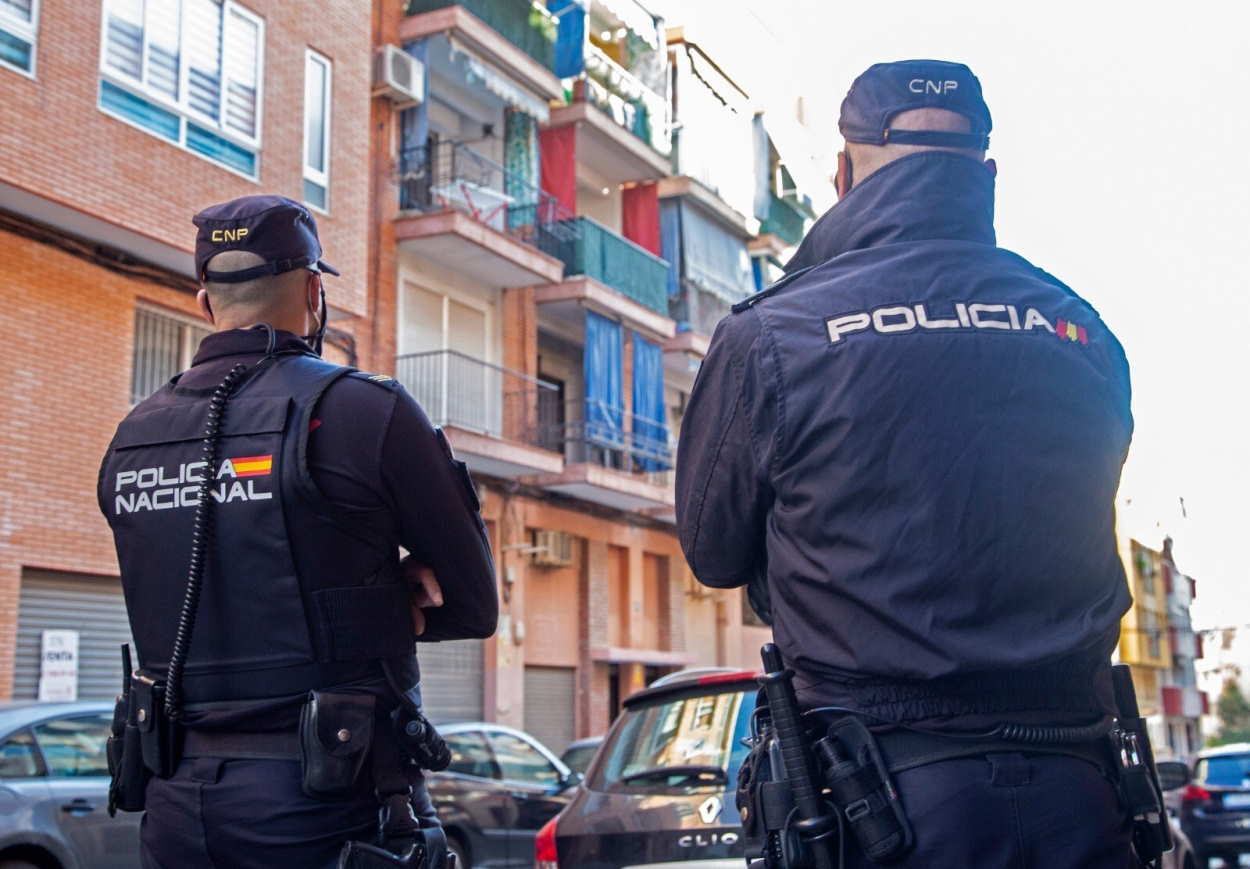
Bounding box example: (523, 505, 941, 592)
(659, 0, 1250, 629)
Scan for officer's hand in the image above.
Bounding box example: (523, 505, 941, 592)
(402, 558, 443, 636)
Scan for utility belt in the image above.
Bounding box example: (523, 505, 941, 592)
(738, 645, 1171, 869)
(107, 649, 456, 869)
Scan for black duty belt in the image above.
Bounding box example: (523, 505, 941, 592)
(873, 727, 1113, 776)
(181, 728, 301, 760)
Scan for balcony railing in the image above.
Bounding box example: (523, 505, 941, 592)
(406, 0, 556, 71)
(536, 398, 672, 482)
(394, 349, 557, 445)
(552, 216, 670, 315)
(758, 191, 807, 247)
(399, 141, 580, 261)
(581, 43, 671, 155)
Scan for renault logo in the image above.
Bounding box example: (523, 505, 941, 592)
(698, 796, 722, 824)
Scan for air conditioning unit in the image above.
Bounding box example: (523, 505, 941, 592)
(373, 45, 423, 107)
(531, 530, 574, 568)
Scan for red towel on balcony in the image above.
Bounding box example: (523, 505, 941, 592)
(622, 182, 661, 256)
(540, 126, 577, 216)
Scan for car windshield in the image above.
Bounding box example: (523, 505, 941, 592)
(589, 685, 755, 794)
(1199, 753, 1250, 788)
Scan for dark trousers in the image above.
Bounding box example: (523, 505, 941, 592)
(140, 757, 390, 869)
(838, 752, 1136, 868)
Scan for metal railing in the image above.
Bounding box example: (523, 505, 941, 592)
(406, 0, 557, 71)
(394, 349, 558, 444)
(536, 398, 672, 482)
(582, 42, 671, 155)
(551, 216, 670, 315)
(759, 190, 807, 247)
(399, 141, 580, 261)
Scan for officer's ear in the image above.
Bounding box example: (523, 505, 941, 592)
(305, 271, 322, 312)
(984, 157, 998, 178)
(196, 288, 216, 327)
(835, 151, 853, 199)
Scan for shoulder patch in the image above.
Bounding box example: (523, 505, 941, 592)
(347, 371, 400, 389)
(731, 265, 816, 313)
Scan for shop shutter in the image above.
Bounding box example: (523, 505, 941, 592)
(523, 666, 575, 755)
(13, 570, 134, 701)
(418, 639, 484, 724)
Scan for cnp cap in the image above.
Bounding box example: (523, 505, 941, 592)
(192, 195, 340, 283)
(839, 60, 992, 150)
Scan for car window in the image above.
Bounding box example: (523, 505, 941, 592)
(487, 732, 559, 787)
(0, 729, 42, 778)
(1197, 754, 1250, 787)
(590, 686, 755, 794)
(444, 731, 500, 780)
(560, 744, 598, 775)
(33, 715, 111, 777)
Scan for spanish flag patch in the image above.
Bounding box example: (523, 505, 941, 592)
(229, 455, 273, 477)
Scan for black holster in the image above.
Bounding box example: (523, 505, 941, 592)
(106, 653, 152, 814)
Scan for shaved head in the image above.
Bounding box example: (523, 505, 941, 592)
(197, 250, 322, 335)
(838, 108, 992, 197)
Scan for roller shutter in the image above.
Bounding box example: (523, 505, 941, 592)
(418, 639, 484, 724)
(13, 569, 134, 701)
(523, 665, 575, 755)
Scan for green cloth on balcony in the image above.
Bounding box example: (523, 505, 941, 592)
(504, 108, 539, 230)
(560, 219, 669, 316)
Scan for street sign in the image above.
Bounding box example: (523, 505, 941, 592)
(37, 630, 79, 702)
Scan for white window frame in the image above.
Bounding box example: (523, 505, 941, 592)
(96, 0, 266, 180)
(131, 303, 211, 404)
(0, 0, 39, 78)
(302, 48, 332, 214)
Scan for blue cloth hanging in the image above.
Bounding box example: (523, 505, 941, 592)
(660, 198, 683, 298)
(547, 0, 586, 79)
(631, 333, 670, 471)
(584, 310, 623, 448)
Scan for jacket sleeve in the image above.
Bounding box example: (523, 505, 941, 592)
(675, 310, 776, 588)
(381, 389, 499, 641)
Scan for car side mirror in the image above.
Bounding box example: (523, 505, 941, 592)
(1155, 760, 1191, 792)
(557, 769, 583, 791)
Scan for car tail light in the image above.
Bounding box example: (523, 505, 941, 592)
(1181, 784, 1211, 806)
(535, 816, 559, 869)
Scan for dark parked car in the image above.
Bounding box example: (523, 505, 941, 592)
(0, 701, 141, 869)
(433, 723, 578, 869)
(538, 670, 1199, 869)
(1165, 743, 1250, 867)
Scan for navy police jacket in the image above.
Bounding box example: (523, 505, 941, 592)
(675, 152, 1134, 725)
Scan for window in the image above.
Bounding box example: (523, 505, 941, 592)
(0, 0, 37, 75)
(99, 0, 264, 178)
(303, 49, 331, 212)
(1144, 611, 1161, 660)
(0, 729, 42, 778)
(443, 731, 499, 780)
(34, 715, 111, 777)
(487, 732, 559, 787)
(131, 306, 210, 404)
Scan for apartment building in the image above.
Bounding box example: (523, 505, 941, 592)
(0, 0, 373, 698)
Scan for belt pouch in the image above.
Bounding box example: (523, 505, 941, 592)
(107, 694, 150, 812)
(300, 691, 376, 800)
(816, 717, 913, 862)
(132, 677, 180, 779)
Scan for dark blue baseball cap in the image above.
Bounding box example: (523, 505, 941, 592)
(192, 194, 339, 283)
(840, 60, 992, 150)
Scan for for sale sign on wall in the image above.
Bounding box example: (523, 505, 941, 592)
(38, 630, 79, 702)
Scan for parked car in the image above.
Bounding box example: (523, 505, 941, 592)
(433, 723, 579, 869)
(1163, 743, 1250, 867)
(558, 737, 602, 777)
(537, 669, 1200, 869)
(0, 700, 140, 869)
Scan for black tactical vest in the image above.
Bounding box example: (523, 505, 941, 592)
(99, 352, 416, 704)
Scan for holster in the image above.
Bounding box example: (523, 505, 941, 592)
(299, 691, 376, 800)
(106, 675, 151, 814)
(338, 826, 452, 869)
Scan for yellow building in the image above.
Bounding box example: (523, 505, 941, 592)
(1117, 537, 1171, 718)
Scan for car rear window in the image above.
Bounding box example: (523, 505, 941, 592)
(588, 685, 755, 794)
(1197, 753, 1250, 787)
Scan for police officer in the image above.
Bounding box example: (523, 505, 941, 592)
(99, 195, 498, 868)
(676, 62, 1137, 867)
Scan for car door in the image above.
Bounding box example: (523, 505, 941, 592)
(430, 729, 513, 868)
(0, 728, 56, 852)
(484, 730, 570, 868)
(33, 713, 141, 869)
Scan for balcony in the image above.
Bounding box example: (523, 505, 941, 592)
(551, 217, 668, 314)
(526, 400, 675, 512)
(1161, 685, 1206, 718)
(663, 330, 709, 392)
(397, 142, 573, 288)
(403, 0, 562, 101)
(395, 350, 564, 478)
(757, 191, 808, 248)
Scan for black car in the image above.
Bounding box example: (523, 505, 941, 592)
(538, 670, 1199, 869)
(1168, 743, 1250, 867)
(433, 723, 578, 868)
(537, 669, 756, 868)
